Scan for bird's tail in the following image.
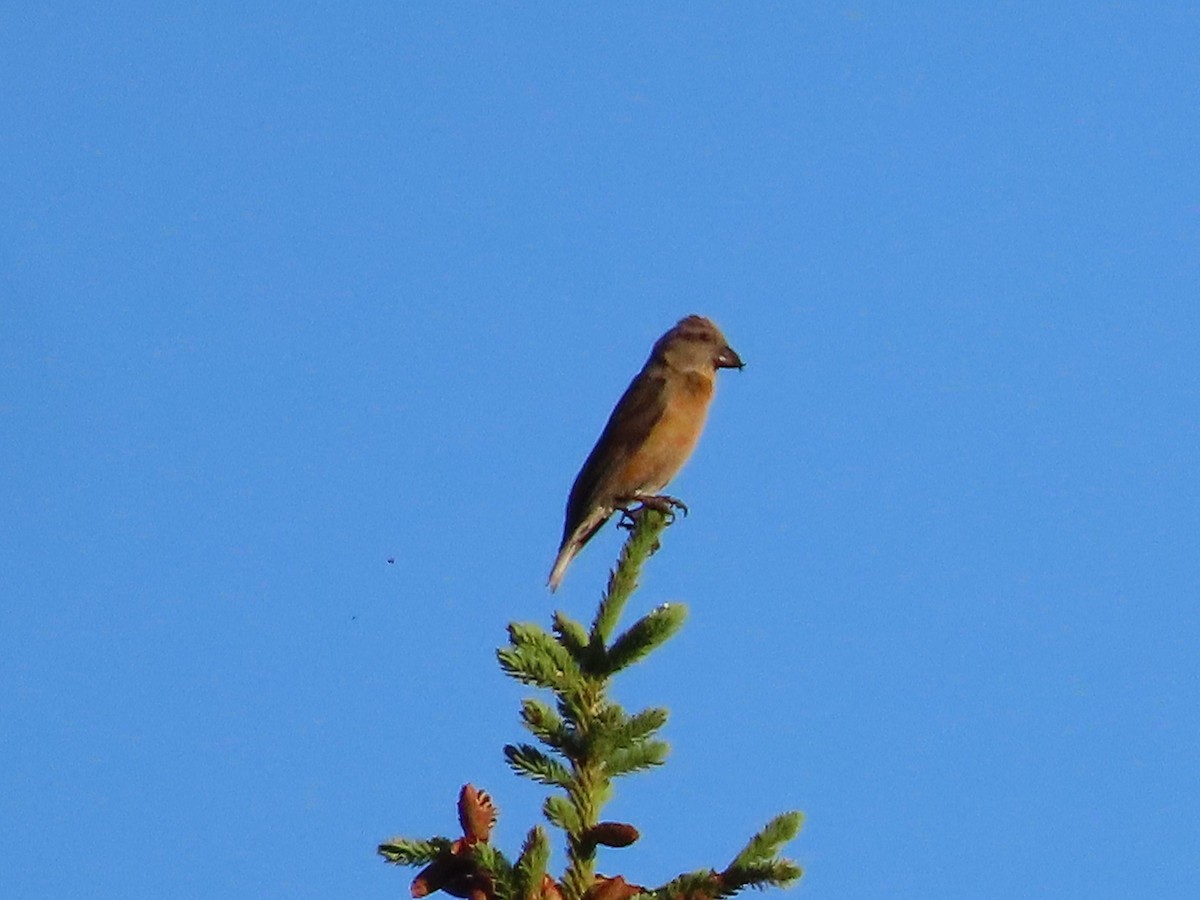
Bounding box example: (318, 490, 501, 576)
(547, 543, 579, 592)
(547, 506, 612, 592)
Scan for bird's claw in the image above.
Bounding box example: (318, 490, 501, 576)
(638, 494, 688, 522)
(616, 507, 639, 530)
(615, 495, 689, 528)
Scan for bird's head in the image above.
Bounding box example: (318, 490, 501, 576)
(653, 314, 744, 374)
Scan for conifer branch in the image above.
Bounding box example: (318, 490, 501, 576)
(591, 510, 668, 645)
(602, 603, 688, 674)
(719, 860, 804, 894)
(645, 857, 803, 900)
(504, 743, 572, 786)
(520, 699, 572, 751)
(553, 611, 591, 659)
(604, 739, 669, 777)
(612, 707, 670, 748)
(499, 623, 585, 691)
(380, 502, 803, 900)
(729, 812, 804, 869)
(514, 826, 552, 900)
(583, 705, 668, 758)
(471, 843, 515, 900)
(378, 836, 453, 866)
(645, 870, 723, 900)
(544, 795, 583, 834)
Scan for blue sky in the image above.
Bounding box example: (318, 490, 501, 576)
(3, 3, 1198, 898)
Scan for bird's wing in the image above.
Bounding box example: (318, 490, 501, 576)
(562, 368, 670, 538)
(548, 368, 670, 590)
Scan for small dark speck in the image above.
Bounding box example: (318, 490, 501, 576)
(387, 558, 395, 564)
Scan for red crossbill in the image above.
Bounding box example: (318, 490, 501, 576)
(548, 315, 744, 591)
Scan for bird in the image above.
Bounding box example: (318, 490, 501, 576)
(548, 314, 744, 591)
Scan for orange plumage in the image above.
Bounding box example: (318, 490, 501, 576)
(548, 315, 743, 591)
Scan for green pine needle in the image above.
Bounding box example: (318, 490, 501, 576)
(508, 623, 582, 680)
(505, 743, 572, 786)
(543, 795, 582, 833)
(497, 624, 585, 693)
(376, 836, 452, 866)
(730, 812, 805, 869)
(648, 870, 722, 900)
(622, 707, 670, 742)
(552, 611, 590, 659)
(564, 775, 613, 815)
(520, 698, 573, 750)
(603, 603, 688, 674)
(720, 860, 805, 894)
(471, 842, 515, 900)
(649, 859, 803, 900)
(589, 706, 669, 756)
(497, 647, 560, 690)
(514, 826, 552, 900)
(605, 738, 669, 777)
(591, 510, 669, 644)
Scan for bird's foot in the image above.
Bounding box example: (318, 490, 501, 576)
(615, 506, 640, 530)
(616, 494, 689, 528)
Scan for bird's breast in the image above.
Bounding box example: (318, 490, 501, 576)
(617, 371, 714, 494)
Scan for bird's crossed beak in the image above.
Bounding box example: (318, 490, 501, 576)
(715, 346, 745, 370)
